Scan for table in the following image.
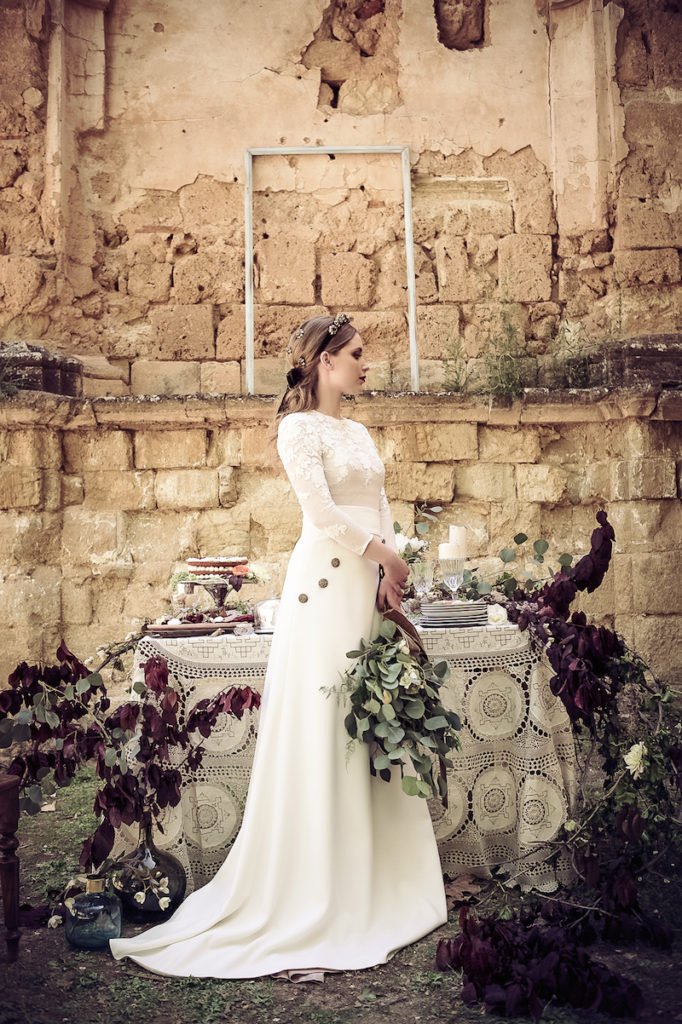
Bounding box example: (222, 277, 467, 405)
(118, 625, 578, 893)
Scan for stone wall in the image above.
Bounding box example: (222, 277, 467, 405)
(1, 388, 680, 688)
(0, 0, 680, 395)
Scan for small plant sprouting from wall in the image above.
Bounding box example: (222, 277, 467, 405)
(479, 302, 530, 400)
(442, 335, 469, 393)
(548, 318, 596, 389)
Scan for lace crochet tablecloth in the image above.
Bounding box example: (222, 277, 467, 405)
(119, 625, 577, 893)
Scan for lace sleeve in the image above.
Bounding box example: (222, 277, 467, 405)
(379, 487, 398, 553)
(277, 415, 373, 556)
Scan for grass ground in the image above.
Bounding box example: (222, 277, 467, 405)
(0, 772, 679, 1024)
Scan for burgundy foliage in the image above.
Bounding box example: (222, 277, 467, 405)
(436, 906, 642, 1020)
(0, 642, 260, 872)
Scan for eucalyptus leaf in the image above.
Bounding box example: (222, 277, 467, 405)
(478, 582, 492, 594)
(424, 715, 449, 730)
(132, 680, 146, 695)
(373, 754, 391, 771)
(374, 721, 390, 738)
(387, 725, 405, 744)
(559, 553, 573, 567)
(28, 784, 43, 804)
(382, 703, 396, 722)
(13, 723, 31, 742)
(346, 650, 364, 660)
(514, 532, 528, 545)
(45, 710, 60, 730)
(86, 672, 104, 689)
(388, 748, 404, 761)
(499, 548, 516, 563)
(433, 660, 449, 679)
(0, 719, 13, 735)
(533, 538, 549, 555)
(76, 678, 90, 695)
(104, 746, 118, 767)
(64, 684, 75, 700)
(416, 780, 431, 796)
(17, 710, 35, 727)
(402, 775, 419, 797)
(415, 522, 429, 535)
(367, 698, 381, 714)
(406, 698, 425, 719)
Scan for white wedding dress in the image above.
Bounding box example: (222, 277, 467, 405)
(110, 409, 447, 979)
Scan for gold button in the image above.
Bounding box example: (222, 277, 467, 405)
(318, 578, 328, 588)
(298, 593, 308, 603)
(331, 558, 340, 568)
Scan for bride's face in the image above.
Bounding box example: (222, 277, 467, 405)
(321, 332, 370, 395)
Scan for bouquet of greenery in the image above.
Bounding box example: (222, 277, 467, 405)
(333, 610, 460, 806)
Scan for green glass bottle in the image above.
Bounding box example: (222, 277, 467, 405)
(64, 875, 122, 950)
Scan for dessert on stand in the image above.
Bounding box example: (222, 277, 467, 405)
(146, 557, 259, 637)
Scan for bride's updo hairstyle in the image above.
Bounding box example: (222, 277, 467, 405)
(273, 313, 357, 426)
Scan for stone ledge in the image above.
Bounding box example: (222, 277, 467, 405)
(0, 386, 679, 431)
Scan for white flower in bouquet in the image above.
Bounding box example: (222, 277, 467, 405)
(623, 741, 647, 779)
(395, 532, 427, 555)
(134, 890, 146, 904)
(487, 604, 509, 626)
(397, 639, 410, 655)
(158, 896, 171, 910)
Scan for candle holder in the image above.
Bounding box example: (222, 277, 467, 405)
(439, 558, 465, 597)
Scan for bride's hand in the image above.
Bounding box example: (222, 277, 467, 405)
(377, 576, 404, 612)
(377, 551, 409, 611)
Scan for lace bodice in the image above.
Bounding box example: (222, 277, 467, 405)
(277, 410, 397, 557)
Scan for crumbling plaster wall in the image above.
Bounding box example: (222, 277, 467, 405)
(3, 0, 679, 396)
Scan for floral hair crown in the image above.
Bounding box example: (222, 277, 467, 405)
(284, 314, 352, 389)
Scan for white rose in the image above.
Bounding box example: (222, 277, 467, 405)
(487, 604, 508, 626)
(158, 897, 171, 911)
(623, 742, 647, 779)
(134, 891, 146, 904)
(395, 533, 410, 553)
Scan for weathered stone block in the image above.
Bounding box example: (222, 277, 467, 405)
(256, 238, 315, 304)
(384, 463, 455, 503)
(613, 249, 680, 286)
(127, 262, 172, 302)
(155, 469, 218, 509)
(373, 245, 407, 308)
(0, 255, 43, 313)
(121, 511, 196, 563)
(61, 475, 84, 506)
(206, 430, 242, 468)
(82, 470, 156, 510)
(388, 423, 477, 462)
(218, 466, 238, 507)
(479, 427, 540, 464)
(415, 248, 438, 304)
(0, 567, 61, 626)
(516, 464, 567, 503)
(172, 245, 244, 304)
(62, 579, 93, 625)
(178, 177, 243, 243)
(123, 581, 169, 621)
(83, 378, 131, 398)
(61, 508, 121, 563)
(633, 615, 682, 684)
(320, 251, 376, 308)
(416, 305, 461, 359)
(194, 508, 251, 556)
(134, 429, 207, 469)
(7, 430, 61, 468)
(200, 360, 240, 391)
(0, 511, 62, 565)
(498, 235, 552, 301)
(241, 427, 274, 468)
(434, 238, 485, 301)
(131, 361, 201, 396)
(489, 501, 542, 553)
(565, 461, 615, 503)
(252, 358, 285, 396)
(148, 305, 215, 360)
(614, 202, 682, 249)
(237, 475, 302, 555)
(302, 38, 364, 85)
(453, 463, 515, 502)
(608, 500, 682, 554)
(631, 553, 677, 615)
(63, 431, 132, 472)
(612, 458, 677, 500)
(0, 466, 42, 508)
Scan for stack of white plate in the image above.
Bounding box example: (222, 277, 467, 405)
(420, 599, 488, 628)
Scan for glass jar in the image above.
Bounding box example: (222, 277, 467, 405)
(64, 875, 121, 950)
(112, 821, 186, 918)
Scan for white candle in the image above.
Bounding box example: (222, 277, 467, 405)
(438, 526, 467, 560)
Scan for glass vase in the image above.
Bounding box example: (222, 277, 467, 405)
(65, 875, 121, 950)
(113, 821, 186, 918)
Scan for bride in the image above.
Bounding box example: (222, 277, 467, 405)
(110, 312, 448, 980)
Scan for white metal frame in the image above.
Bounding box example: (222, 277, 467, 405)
(244, 145, 418, 395)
